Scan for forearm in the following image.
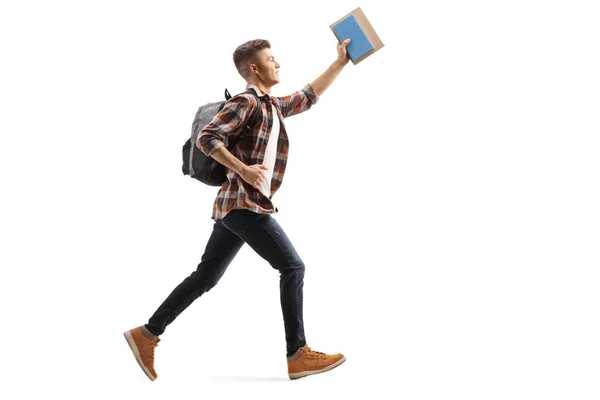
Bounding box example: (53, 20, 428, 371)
(310, 59, 347, 97)
(209, 146, 247, 175)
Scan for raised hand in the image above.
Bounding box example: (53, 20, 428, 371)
(337, 38, 351, 64)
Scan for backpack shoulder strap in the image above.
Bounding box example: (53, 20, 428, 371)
(243, 89, 261, 128)
(223, 87, 261, 127)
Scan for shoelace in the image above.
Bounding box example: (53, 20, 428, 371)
(305, 347, 327, 358)
(143, 339, 159, 363)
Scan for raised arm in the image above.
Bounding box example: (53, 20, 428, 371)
(310, 38, 351, 96)
(273, 84, 320, 119)
(274, 38, 351, 119)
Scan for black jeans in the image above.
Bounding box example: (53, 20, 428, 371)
(145, 209, 306, 356)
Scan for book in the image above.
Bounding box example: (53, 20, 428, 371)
(330, 7, 384, 65)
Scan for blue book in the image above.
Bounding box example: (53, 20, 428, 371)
(331, 15, 374, 62)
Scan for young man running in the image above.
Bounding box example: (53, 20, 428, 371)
(124, 37, 351, 381)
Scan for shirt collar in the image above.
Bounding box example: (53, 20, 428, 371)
(246, 84, 272, 101)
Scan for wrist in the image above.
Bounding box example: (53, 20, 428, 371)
(335, 57, 349, 67)
(237, 163, 248, 175)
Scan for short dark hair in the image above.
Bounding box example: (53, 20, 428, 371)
(233, 39, 271, 80)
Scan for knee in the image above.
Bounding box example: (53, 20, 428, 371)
(186, 266, 224, 293)
(281, 260, 304, 276)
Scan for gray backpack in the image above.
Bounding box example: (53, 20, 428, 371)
(182, 88, 260, 186)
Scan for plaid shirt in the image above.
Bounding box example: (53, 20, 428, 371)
(197, 83, 320, 221)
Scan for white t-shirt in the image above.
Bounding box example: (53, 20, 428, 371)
(258, 102, 280, 200)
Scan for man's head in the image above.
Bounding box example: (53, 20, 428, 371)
(233, 39, 280, 87)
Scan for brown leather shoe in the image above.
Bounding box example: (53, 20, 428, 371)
(124, 326, 160, 381)
(287, 344, 346, 379)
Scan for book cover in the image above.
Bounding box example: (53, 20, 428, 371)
(330, 7, 384, 65)
(332, 15, 374, 62)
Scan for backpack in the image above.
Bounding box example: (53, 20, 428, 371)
(182, 88, 261, 186)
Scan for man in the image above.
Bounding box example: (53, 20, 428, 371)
(124, 37, 351, 381)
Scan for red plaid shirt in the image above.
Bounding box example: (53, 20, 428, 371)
(197, 83, 320, 221)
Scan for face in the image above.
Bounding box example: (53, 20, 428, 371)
(251, 48, 280, 85)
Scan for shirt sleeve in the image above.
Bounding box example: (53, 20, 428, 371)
(273, 83, 319, 119)
(197, 94, 259, 157)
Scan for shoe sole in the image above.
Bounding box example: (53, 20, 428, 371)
(123, 331, 156, 381)
(288, 357, 346, 380)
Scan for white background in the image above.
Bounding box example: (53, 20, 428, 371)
(1, 0, 599, 399)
